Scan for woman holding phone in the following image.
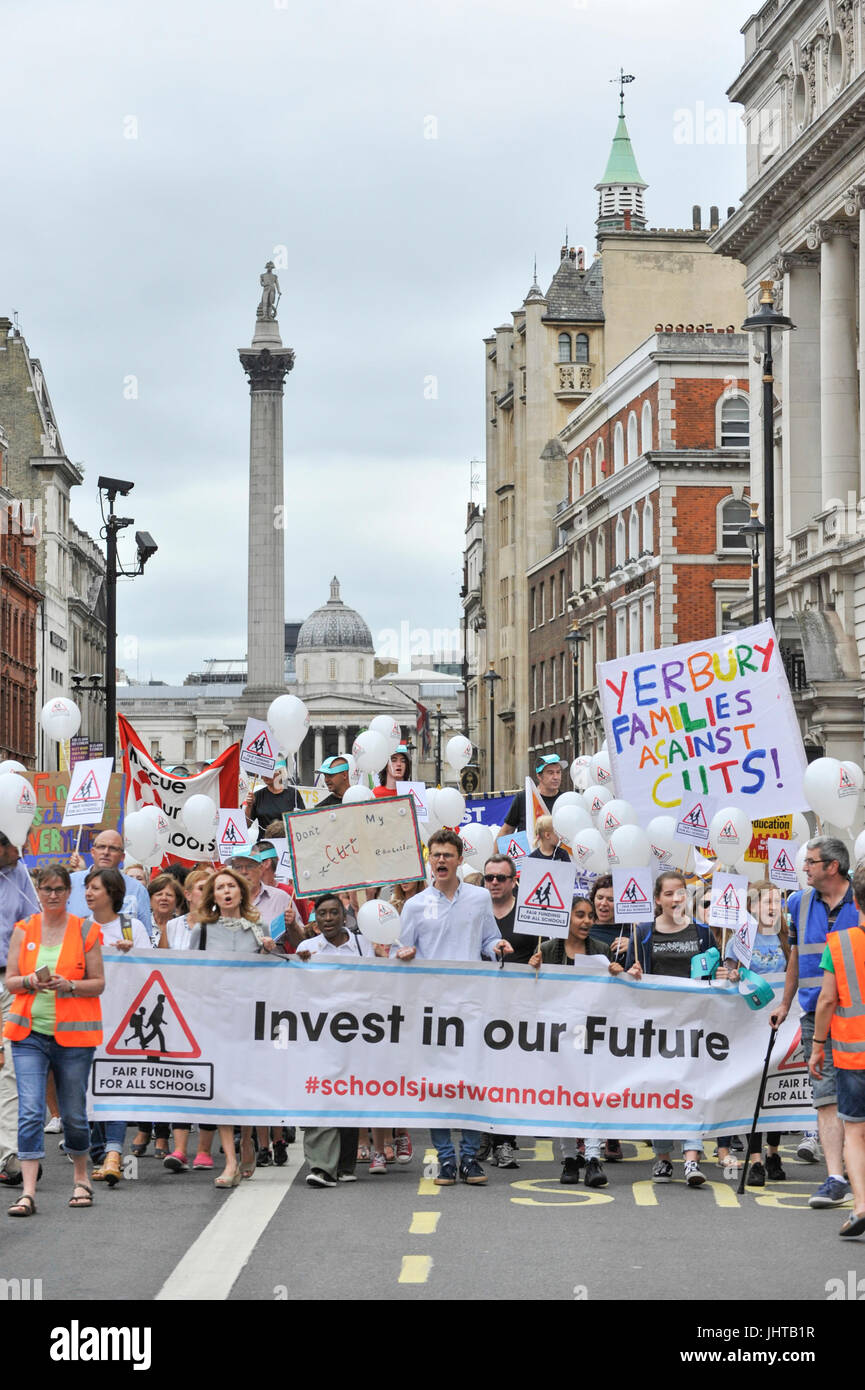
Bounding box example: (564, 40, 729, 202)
(3, 864, 104, 1216)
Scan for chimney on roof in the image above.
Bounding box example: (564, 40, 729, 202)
(569, 246, 577, 261)
(692, 205, 701, 230)
(709, 205, 719, 230)
(727, 206, 735, 219)
(561, 245, 568, 260)
(576, 247, 585, 270)
(623, 210, 632, 230)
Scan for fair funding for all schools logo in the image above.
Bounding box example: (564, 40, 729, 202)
(91, 970, 214, 1104)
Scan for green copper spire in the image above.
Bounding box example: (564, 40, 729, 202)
(599, 111, 646, 188)
(596, 73, 648, 232)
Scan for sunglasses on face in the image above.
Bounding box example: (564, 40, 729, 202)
(484, 873, 514, 883)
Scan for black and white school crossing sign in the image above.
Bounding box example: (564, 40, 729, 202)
(216, 808, 252, 861)
(239, 717, 277, 776)
(61, 757, 114, 826)
(515, 857, 575, 939)
(612, 867, 654, 922)
(675, 795, 716, 846)
(767, 837, 801, 890)
(91, 968, 214, 1105)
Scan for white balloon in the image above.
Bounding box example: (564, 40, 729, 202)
(181, 794, 218, 842)
(551, 802, 592, 842)
(459, 824, 495, 871)
(708, 807, 752, 863)
(431, 787, 466, 828)
(40, 697, 81, 742)
(370, 716, 402, 754)
(569, 758, 591, 793)
(357, 899, 401, 945)
(646, 816, 679, 864)
(140, 803, 171, 847)
(589, 750, 613, 788)
(352, 730, 389, 775)
(342, 784, 374, 803)
(0, 773, 37, 848)
(570, 827, 609, 875)
(791, 812, 811, 845)
(598, 799, 638, 839)
(267, 696, 309, 754)
(609, 824, 651, 869)
(0, 760, 26, 776)
(733, 855, 766, 884)
(841, 760, 864, 791)
(803, 757, 859, 830)
(854, 828, 865, 866)
(124, 809, 159, 862)
(583, 784, 613, 818)
(794, 843, 809, 890)
(445, 735, 473, 773)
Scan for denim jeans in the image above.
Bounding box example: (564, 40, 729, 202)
(11, 1032, 94, 1161)
(430, 1128, 480, 1165)
(89, 1120, 127, 1158)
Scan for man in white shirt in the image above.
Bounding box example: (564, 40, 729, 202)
(67, 828, 151, 924)
(396, 829, 512, 1185)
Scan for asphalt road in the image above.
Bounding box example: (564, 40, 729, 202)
(1, 1132, 859, 1310)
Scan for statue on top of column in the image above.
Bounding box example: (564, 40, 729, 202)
(257, 262, 281, 321)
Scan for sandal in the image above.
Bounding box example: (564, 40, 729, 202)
(214, 1170, 241, 1188)
(357, 1146, 370, 1162)
(240, 1138, 256, 1179)
(153, 1145, 170, 1162)
(8, 1194, 36, 1217)
(69, 1182, 93, 1208)
(131, 1138, 149, 1157)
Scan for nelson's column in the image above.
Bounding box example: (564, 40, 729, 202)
(239, 263, 295, 709)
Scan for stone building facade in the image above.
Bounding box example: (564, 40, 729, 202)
(711, 0, 865, 767)
(0, 423, 41, 765)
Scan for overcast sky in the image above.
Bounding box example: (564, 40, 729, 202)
(2, 0, 755, 684)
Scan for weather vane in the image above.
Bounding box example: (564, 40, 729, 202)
(611, 69, 635, 115)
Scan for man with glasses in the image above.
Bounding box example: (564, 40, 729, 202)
(501, 755, 565, 839)
(0, 832, 39, 1188)
(395, 829, 512, 1185)
(771, 835, 858, 1209)
(68, 829, 151, 924)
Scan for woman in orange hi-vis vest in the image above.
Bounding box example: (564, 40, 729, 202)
(4, 864, 104, 1217)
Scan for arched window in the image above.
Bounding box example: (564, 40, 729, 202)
(558, 333, 572, 363)
(595, 438, 605, 482)
(571, 459, 580, 501)
(583, 448, 592, 495)
(583, 540, 592, 587)
(629, 510, 639, 559)
(574, 333, 589, 363)
(595, 531, 605, 579)
(615, 515, 626, 567)
(719, 496, 750, 550)
(627, 411, 639, 463)
(613, 422, 624, 472)
(642, 497, 653, 553)
(539, 722, 546, 746)
(641, 399, 653, 452)
(719, 394, 750, 447)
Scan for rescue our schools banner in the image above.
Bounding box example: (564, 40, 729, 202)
(117, 714, 240, 861)
(598, 621, 807, 821)
(90, 954, 815, 1137)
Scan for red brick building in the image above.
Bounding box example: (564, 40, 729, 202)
(528, 330, 751, 764)
(0, 426, 41, 765)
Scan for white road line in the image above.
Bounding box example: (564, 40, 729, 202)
(155, 1159, 302, 1301)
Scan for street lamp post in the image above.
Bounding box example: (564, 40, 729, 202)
(433, 702, 444, 786)
(481, 663, 502, 795)
(97, 477, 158, 764)
(741, 281, 795, 626)
(565, 623, 589, 761)
(738, 500, 765, 626)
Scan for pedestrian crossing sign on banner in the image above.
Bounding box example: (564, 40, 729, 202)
(61, 757, 114, 827)
(239, 718, 277, 776)
(767, 838, 801, 890)
(514, 857, 575, 938)
(105, 969, 201, 1058)
(612, 867, 654, 922)
(216, 809, 253, 861)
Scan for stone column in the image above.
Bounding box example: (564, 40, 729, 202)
(807, 221, 859, 510)
(239, 315, 295, 699)
(337, 726, 347, 754)
(775, 253, 821, 537)
(843, 186, 865, 495)
(314, 726, 325, 770)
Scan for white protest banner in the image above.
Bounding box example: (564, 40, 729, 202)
(61, 758, 114, 827)
(498, 831, 529, 860)
(612, 867, 654, 922)
(598, 620, 807, 822)
(397, 781, 428, 822)
(767, 838, 801, 890)
(514, 857, 575, 939)
(216, 809, 253, 861)
(674, 796, 716, 846)
(239, 718, 277, 777)
(285, 794, 423, 894)
(117, 714, 240, 861)
(89, 954, 815, 1137)
(708, 872, 748, 929)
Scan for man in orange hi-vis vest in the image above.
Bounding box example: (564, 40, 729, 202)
(810, 860, 865, 1239)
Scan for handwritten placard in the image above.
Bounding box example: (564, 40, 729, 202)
(284, 794, 424, 895)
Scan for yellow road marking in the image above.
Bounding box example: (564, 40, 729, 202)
(509, 1177, 613, 1207)
(399, 1255, 433, 1284)
(409, 1211, 441, 1234)
(632, 1181, 657, 1206)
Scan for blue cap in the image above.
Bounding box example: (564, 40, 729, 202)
(317, 756, 350, 775)
(535, 754, 565, 774)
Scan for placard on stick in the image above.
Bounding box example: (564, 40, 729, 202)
(612, 867, 654, 922)
(239, 718, 277, 777)
(514, 857, 575, 940)
(767, 839, 800, 890)
(708, 872, 748, 929)
(217, 809, 253, 862)
(284, 794, 424, 895)
(675, 796, 716, 846)
(61, 758, 114, 827)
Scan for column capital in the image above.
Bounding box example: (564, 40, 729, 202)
(844, 185, 865, 216)
(772, 250, 818, 275)
(239, 346, 296, 392)
(806, 219, 857, 249)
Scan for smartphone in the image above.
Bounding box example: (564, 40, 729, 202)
(35, 965, 52, 983)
